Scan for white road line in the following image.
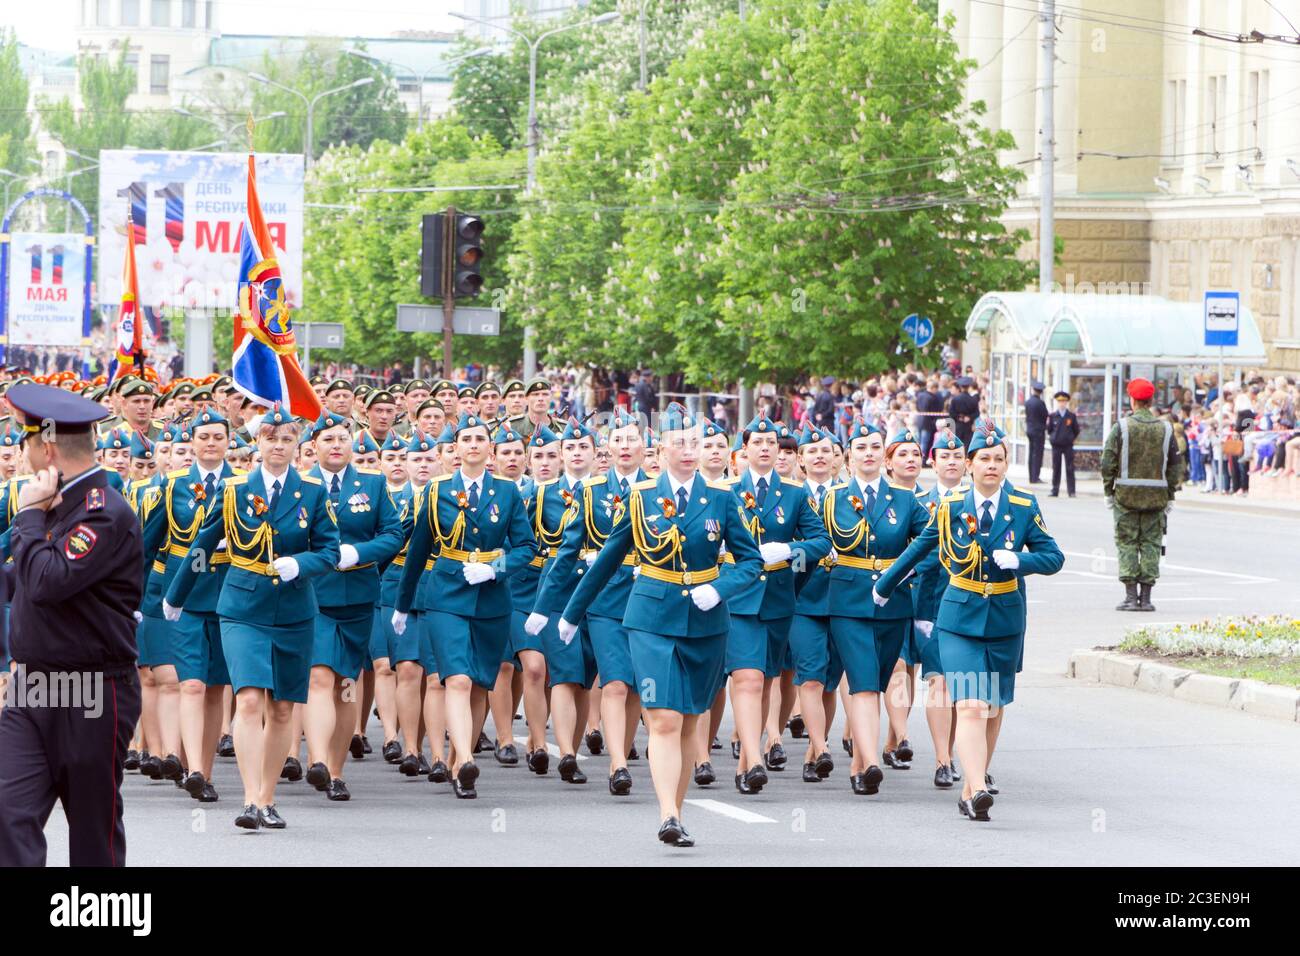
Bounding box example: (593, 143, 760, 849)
(684, 798, 778, 824)
(1058, 569, 1116, 580)
(514, 737, 588, 761)
(1061, 551, 1276, 584)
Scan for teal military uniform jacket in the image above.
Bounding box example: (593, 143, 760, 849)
(912, 481, 969, 621)
(377, 482, 417, 608)
(875, 486, 1063, 638)
(792, 480, 835, 616)
(529, 474, 587, 615)
(824, 477, 930, 620)
(309, 465, 404, 609)
(0, 475, 33, 560)
(166, 467, 340, 626)
(395, 469, 538, 619)
(139, 464, 238, 616)
(562, 472, 764, 639)
(724, 472, 831, 620)
(508, 476, 542, 613)
(535, 468, 645, 620)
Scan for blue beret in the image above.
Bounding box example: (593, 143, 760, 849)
(406, 429, 436, 453)
(191, 407, 228, 430)
(930, 429, 964, 454)
(528, 424, 560, 448)
(352, 431, 380, 455)
(314, 410, 350, 433)
(966, 418, 1006, 454)
(560, 417, 596, 442)
(846, 419, 883, 443)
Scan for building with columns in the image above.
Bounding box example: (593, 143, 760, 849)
(945, 0, 1300, 372)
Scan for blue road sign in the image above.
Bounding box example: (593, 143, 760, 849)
(1204, 291, 1239, 348)
(902, 313, 934, 348)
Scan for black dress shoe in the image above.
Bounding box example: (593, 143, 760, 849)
(216, 734, 235, 757)
(764, 742, 787, 771)
(282, 757, 303, 782)
(841, 737, 853, 757)
(730, 740, 741, 760)
(399, 753, 420, 777)
(627, 746, 640, 761)
(235, 804, 260, 830)
(417, 754, 432, 776)
(984, 772, 998, 794)
(495, 742, 519, 766)
(883, 749, 902, 769)
(957, 796, 969, 817)
(710, 736, 721, 751)
(584, 729, 604, 755)
(743, 764, 768, 793)
(427, 760, 450, 783)
(693, 761, 716, 786)
(183, 770, 206, 797)
(862, 765, 883, 794)
(673, 823, 695, 848)
(160, 753, 183, 780)
(382, 739, 402, 763)
(802, 762, 820, 783)
(609, 767, 633, 796)
(140, 755, 163, 779)
(259, 804, 287, 829)
(326, 779, 351, 802)
(787, 714, 807, 739)
(305, 762, 330, 791)
(814, 751, 834, 779)
(657, 816, 684, 845)
(526, 749, 550, 775)
(361, 735, 373, 755)
(124, 749, 141, 771)
(198, 782, 219, 803)
(950, 760, 962, 782)
(934, 764, 954, 788)
(850, 773, 868, 795)
(895, 738, 914, 762)
(961, 790, 993, 821)
(558, 754, 588, 784)
(349, 734, 365, 759)
(453, 762, 479, 799)
(474, 731, 491, 754)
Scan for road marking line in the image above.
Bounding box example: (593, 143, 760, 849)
(514, 737, 588, 761)
(1057, 569, 1115, 580)
(684, 798, 777, 824)
(1061, 551, 1275, 584)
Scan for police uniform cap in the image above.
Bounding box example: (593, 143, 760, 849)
(1053, 390, 1070, 401)
(7, 382, 111, 438)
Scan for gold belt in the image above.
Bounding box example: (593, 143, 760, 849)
(950, 576, 1019, 597)
(166, 542, 229, 565)
(836, 554, 895, 572)
(440, 547, 503, 564)
(340, 562, 376, 573)
(763, 561, 789, 572)
(230, 555, 277, 576)
(638, 565, 720, 586)
(579, 549, 638, 567)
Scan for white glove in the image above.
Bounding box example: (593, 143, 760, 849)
(584, 551, 599, 566)
(557, 618, 578, 645)
(162, 600, 182, 622)
(133, 610, 144, 624)
(391, 611, 408, 635)
(1104, 497, 1114, 510)
(690, 584, 721, 611)
(915, 620, 934, 639)
(273, 556, 300, 581)
(524, 611, 549, 636)
(872, 588, 888, 607)
(632, 566, 640, 577)
(336, 543, 359, 570)
(216, 538, 227, 551)
(463, 562, 496, 585)
(992, 549, 1020, 570)
(759, 541, 792, 565)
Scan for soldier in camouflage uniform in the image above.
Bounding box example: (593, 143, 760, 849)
(1101, 378, 1184, 612)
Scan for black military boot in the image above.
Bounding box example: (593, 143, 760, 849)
(1115, 582, 1139, 611)
(1136, 582, 1155, 612)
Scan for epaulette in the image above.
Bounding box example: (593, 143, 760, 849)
(167, 467, 189, 479)
(706, 479, 731, 491)
(536, 478, 559, 488)
(586, 475, 608, 485)
(226, 474, 249, 486)
(829, 481, 850, 492)
(129, 477, 153, 492)
(942, 492, 964, 503)
(724, 475, 741, 485)
(632, 478, 657, 491)
(885, 481, 912, 491)
(356, 468, 384, 477)
(232, 467, 247, 475)
(301, 475, 322, 485)
(1008, 494, 1033, 506)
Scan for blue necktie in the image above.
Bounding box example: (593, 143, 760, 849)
(979, 500, 993, 533)
(330, 473, 341, 501)
(756, 475, 768, 508)
(269, 479, 282, 514)
(468, 481, 480, 510)
(676, 485, 689, 517)
(618, 477, 629, 499)
(865, 483, 876, 514)
(814, 484, 825, 509)
(203, 473, 215, 501)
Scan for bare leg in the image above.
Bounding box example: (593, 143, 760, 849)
(844, 691, 881, 775)
(488, 661, 515, 746)
(304, 665, 338, 768)
(396, 661, 425, 756)
(955, 699, 991, 801)
(645, 708, 685, 820)
(153, 664, 183, 762)
(259, 698, 295, 806)
(444, 674, 475, 775)
(601, 680, 634, 773)
(729, 668, 764, 771)
(373, 658, 398, 745)
(355, 669, 375, 739)
(676, 714, 701, 816)
(925, 675, 953, 766)
(882, 659, 911, 751)
(329, 681, 356, 779)
(516, 650, 548, 752)
(797, 680, 827, 763)
(200, 685, 224, 778)
(232, 687, 266, 805)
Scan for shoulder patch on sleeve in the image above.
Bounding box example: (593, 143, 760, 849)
(86, 487, 106, 511)
(1008, 494, 1033, 506)
(632, 479, 657, 491)
(64, 523, 98, 559)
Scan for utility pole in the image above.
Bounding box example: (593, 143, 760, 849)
(1038, 0, 1055, 293)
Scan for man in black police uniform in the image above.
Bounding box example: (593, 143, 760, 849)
(948, 376, 981, 447)
(1048, 389, 1081, 497)
(1024, 380, 1048, 484)
(0, 383, 143, 867)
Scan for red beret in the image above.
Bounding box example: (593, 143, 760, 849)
(1126, 378, 1155, 401)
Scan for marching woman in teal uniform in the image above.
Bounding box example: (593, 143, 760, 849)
(873, 420, 1064, 820)
(823, 418, 931, 796)
(391, 412, 538, 799)
(558, 403, 763, 847)
(138, 407, 238, 803)
(523, 418, 598, 786)
(303, 411, 404, 801)
(532, 411, 647, 796)
(881, 428, 925, 771)
(164, 408, 340, 830)
(723, 414, 831, 795)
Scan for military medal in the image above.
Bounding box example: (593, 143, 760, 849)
(774, 506, 785, 525)
(705, 517, 720, 541)
(887, 506, 897, 525)
(298, 505, 309, 528)
(1005, 529, 1015, 548)
(489, 502, 500, 523)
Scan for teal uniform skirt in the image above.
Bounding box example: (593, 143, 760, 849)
(627, 629, 726, 715)
(506, 608, 545, 660)
(135, 613, 171, 668)
(585, 613, 636, 688)
(914, 623, 943, 680)
(787, 613, 845, 688)
(220, 618, 314, 703)
(540, 613, 598, 689)
(171, 610, 231, 685)
(828, 617, 909, 695)
(725, 614, 792, 678)
(424, 610, 509, 690)
(311, 604, 375, 679)
(370, 604, 422, 665)
(938, 629, 1019, 707)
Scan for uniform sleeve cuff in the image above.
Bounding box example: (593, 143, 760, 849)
(12, 508, 44, 531)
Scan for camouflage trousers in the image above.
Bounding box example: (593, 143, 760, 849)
(1112, 505, 1164, 583)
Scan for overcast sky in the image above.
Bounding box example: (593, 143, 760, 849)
(9, 0, 464, 52)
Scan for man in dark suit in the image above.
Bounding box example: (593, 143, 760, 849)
(812, 377, 836, 429)
(1024, 380, 1049, 484)
(915, 378, 944, 461)
(948, 377, 981, 447)
(1047, 390, 1081, 497)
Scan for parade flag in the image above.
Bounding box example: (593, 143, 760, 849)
(110, 216, 145, 382)
(230, 152, 321, 419)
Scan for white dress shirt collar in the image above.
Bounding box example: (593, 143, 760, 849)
(667, 471, 695, 501)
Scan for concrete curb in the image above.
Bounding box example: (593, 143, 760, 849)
(1067, 649, 1300, 723)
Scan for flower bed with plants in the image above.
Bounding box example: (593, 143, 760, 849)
(1118, 616, 1300, 688)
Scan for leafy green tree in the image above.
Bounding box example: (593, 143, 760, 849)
(0, 29, 36, 198)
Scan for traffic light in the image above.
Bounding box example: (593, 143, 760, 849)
(419, 213, 444, 298)
(452, 213, 484, 298)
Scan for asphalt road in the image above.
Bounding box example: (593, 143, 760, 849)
(44, 486, 1300, 865)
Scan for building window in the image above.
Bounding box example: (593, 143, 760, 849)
(205, 0, 213, 29)
(183, 0, 195, 27)
(121, 0, 139, 26)
(152, 0, 170, 27)
(1163, 79, 1185, 164)
(125, 53, 139, 91)
(150, 54, 169, 94)
(1246, 69, 1268, 161)
(1205, 74, 1226, 161)
(96, 0, 110, 26)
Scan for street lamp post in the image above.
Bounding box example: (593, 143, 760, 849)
(343, 47, 492, 133)
(248, 73, 374, 170)
(174, 107, 287, 148)
(450, 9, 621, 377)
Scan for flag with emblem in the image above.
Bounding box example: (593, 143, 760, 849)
(231, 152, 321, 419)
(109, 215, 146, 382)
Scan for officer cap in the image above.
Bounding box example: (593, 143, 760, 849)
(190, 385, 213, 403)
(956, 376, 975, 388)
(1030, 379, 1045, 391)
(1126, 378, 1155, 402)
(1053, 390, 1070, 401)
(7, 383, 111, 439)
(212, 375, 234, 393)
